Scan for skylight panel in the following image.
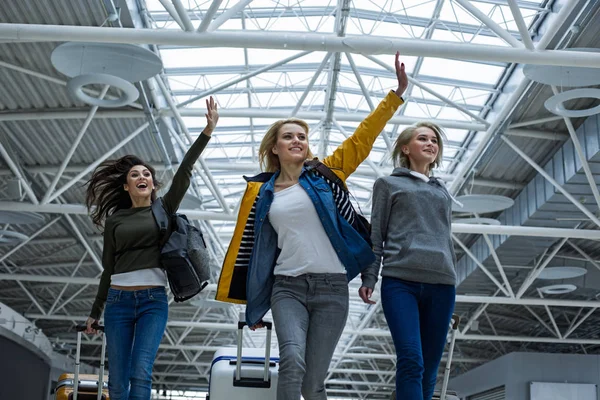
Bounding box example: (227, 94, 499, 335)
(419, 58, 504, 85)
(160, 48, 246, 68)
(351, 0, 437, 19)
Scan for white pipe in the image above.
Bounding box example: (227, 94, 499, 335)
(453, 0, 523, 48)
(208, 0, 254, 32)
(41, 85, 109, 204)
(0, 141, 39, 204)
(291, 52, 332, 117)
(506, 0, 535, 50)
(197, 0, 223, 32)
(2, 24, 600, 67)
(170, 0, 194, 31)
(516, 237, 567, 298)
(345, 53, 393, 152)
(0, 217, 61, 263)
(157, 0, 185, 30)
(0, 108, 487, 130)
(452, 233, 511, 296)
(46, 122, 150, 204)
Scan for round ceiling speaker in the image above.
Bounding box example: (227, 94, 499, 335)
(67, 73, 139, 108)
(539, 284, 577, 295)
(51, 42, 163, 82)
(537, 266, 587, 280)
(544, 88, 600, 118)
(0, 230, 29, 244)
(452, 194, 514, 213)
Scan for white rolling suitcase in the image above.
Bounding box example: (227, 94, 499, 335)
(207, 321, 279, 400)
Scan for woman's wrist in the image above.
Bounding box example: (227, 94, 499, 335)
(203, 127, 213, 136)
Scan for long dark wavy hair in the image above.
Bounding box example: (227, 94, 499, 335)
(85, 155, 162, 227)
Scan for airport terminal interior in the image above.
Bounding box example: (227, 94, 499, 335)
(1, 0, 600, 399)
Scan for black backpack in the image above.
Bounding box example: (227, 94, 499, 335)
(152, 198, 211, 302)
(304, 160, 372, 247)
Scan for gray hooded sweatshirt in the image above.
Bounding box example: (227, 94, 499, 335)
(361, 167, 457, 289)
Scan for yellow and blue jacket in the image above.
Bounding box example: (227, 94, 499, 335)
(215, 91, 404, 325)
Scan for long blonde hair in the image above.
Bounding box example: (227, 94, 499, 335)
(392, 122, 445, 170)
(258, 119, 314, 172)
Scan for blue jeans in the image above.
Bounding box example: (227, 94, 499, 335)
(381, 277, 455, 400)
(104, 287, 168, 400)
(270, 274, 349, 400)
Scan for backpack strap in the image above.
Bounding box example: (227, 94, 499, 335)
(304, 159, 348, 192)
(151, 197, 171, 248)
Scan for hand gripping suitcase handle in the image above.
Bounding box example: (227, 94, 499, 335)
(235, 321, 273, 386)
(75, 324, 105, 332)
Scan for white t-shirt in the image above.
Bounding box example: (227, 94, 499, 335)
(110, 268, 167, 287)
(268, 183, 346, 276)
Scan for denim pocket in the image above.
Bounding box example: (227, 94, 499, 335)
(106, 289, 119, 304)
(325, 278, 348, 295)
(149, 289, 168, 304)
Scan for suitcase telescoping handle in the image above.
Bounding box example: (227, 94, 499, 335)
(440, 314, 460, 400)
(73, 324, 106, 400)
(235, 321, 273, 387)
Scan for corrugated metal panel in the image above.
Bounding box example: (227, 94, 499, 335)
(457, 113, 600, 291)
(468, 386, 505, 400)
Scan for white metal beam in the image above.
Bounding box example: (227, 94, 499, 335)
(41, 85, 109, 204)
(505, 128, 569, 141)
(207, 0, 254, 32)
(197, 0, 223, 32)
(45, 122, 150, 204)
(0, 108, 487, 130)
(506, 0, 535, 50)
(157, 0, 185, 30)
(453, 0, 524, 48)
(170, 0, 194, 31)
(1, 24, 600, 67)
(0, 141, 39, 204)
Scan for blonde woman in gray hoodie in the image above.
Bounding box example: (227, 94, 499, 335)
(359, 122, 456, 400)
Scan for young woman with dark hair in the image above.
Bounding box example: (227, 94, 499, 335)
(84, 97, 218, 400)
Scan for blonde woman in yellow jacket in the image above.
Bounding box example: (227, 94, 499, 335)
(216, 53, 408, 400)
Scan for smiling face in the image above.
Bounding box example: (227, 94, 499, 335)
(123, 165, 154, 200)
(271, 123, 309, 167)
(403, 127, 439, 167)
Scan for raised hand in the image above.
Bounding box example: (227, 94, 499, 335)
(394, 51, 409, 99)
(204, 96, 219, 135)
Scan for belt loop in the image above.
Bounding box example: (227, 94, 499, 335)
(148, 288, 154, 299)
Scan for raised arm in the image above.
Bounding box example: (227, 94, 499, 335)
(163, 97, 219, 214)
(359, 178, 391, 303)
(322, 52, 408, 180)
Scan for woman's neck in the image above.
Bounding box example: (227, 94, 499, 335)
(409, 162, 430, 176)
(277, 161, 304, 183)
(130, 196, 151, 208)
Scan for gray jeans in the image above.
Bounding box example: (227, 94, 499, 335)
(271, 273, 349, 400)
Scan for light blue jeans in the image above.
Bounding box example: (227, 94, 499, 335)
(104, 287, 168, 400)
(271, 273, 349, 400)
